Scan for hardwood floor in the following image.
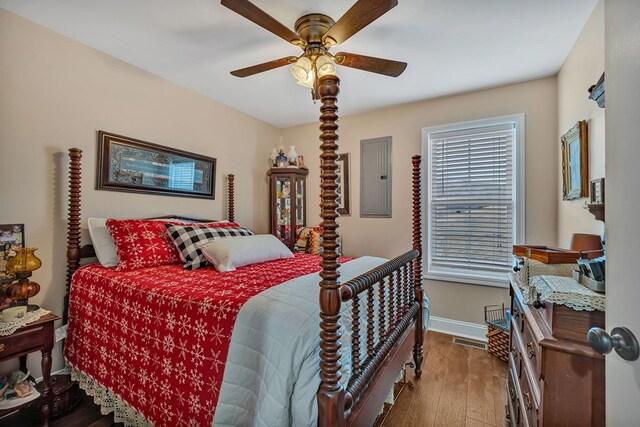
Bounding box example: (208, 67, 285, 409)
(382, 331, 509, 427)
(0, 331, 507, 427)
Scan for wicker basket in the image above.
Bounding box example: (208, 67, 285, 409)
(484, 305, 510, 362)
(36, 374, 79, 418)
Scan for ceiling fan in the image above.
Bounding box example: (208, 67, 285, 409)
(221, 0, 407, 99)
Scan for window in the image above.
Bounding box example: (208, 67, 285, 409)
(423, 115, 524, 287)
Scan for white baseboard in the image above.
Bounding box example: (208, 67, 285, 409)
(428, 316, 488, 342)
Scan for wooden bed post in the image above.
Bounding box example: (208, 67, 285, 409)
(411, 155, 424, 377)
(64, 148, 82, 324)
(227, 174, 235, 223)
(317, 74, 345, 427)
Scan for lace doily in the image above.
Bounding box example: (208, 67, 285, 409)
(529, 275, 605, 312)
(0, 308, 51, 336)
(518, 258, 575, 287)
(69, 366, 152, 427)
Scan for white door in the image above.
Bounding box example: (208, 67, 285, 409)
(604, 1, 640, 424)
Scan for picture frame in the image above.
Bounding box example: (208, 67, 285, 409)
(336, 153, 351, 215)
(97, 131, 216, 199)
(0, 224, 25, 284)
(561, 120, 589, 200)
(590, 178, 605, 204)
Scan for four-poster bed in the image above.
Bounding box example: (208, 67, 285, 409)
(63, 74, 425, 426)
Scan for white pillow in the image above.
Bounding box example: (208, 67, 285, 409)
(198, 234, 293, 272)
(87, 218, 118, 268)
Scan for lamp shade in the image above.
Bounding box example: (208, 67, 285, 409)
(569, 233, 603, 251)
(296, 69, 315, 89)
(291, 56, 312, 82)
(316, 55, 336, 77)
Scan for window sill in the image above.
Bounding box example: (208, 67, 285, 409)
(424, 272, 509, 288)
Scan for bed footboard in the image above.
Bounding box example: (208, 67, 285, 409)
(341, 250, 421, 419)
(316, 74, 424, 427)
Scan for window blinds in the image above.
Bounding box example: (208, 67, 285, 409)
(429, 123, 515, 274)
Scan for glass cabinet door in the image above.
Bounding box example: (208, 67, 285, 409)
(295, 178, 305, 227)
(269, 168, 307, 250)
(275, 177, 292, 244)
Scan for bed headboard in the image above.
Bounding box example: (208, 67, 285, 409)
(63, 147, 235, 323)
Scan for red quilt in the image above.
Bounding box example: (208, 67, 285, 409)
(65, 254, 352, 426)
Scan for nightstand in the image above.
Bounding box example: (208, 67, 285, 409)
(0, 313, 60, 426)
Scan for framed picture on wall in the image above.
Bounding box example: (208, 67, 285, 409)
(0, 223, 24, 284)
(561, 120, 589, 200)
(96, 131, 217, 199)
(336, 153, 351, 215)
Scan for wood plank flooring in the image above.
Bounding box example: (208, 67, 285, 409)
(382, 331, 509, 427)
(1, 331, 507, 427)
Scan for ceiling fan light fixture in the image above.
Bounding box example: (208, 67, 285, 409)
(291, 56, 313, 82)
(316, 55, 336, 77)
(296, 69, 316, 89)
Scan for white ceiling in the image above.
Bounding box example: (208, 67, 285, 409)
(1, 0, 598, 128)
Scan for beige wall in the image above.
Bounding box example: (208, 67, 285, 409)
(0, 10, 279, 375)
(557, 0, 605, 247)
(281, 77, 559, 325)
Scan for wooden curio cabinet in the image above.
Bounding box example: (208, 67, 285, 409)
(267, 167, 308, 250)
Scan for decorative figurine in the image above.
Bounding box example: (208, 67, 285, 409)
(276, 149, 288, 168)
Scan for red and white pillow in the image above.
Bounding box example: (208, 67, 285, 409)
(104, 219, 238, 271)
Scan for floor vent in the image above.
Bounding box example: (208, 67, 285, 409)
(452, 336, 488, 350)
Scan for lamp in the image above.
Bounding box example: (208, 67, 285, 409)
(291, 53, 337, 99)
(6, 247, 42, 309)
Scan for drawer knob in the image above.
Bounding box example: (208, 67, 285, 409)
(0, 343, 4, 352)
(587, 327, 639, 361)
(526, 341, 536, 359)
(532, 293, 546, 309)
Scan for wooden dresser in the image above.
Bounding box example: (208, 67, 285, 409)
(506, 274, 605, 426)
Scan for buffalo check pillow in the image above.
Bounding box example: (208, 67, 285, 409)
(165, 224, 254, 270)
(106, 219, 238, 271)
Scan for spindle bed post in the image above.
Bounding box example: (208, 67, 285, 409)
(411, 155, 424, 377)
(227, 174, 235, 223)
(316, 74, 345, 427)
(64, 148, 82, 324)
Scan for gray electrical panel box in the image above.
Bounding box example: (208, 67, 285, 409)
(360, 136, 392, 218)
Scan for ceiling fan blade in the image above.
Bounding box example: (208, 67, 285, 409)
(230, 56, 298, 78)
(334, 52, 407, 77)
(323, 0, 398, 46)
(221, 0, 302, 45)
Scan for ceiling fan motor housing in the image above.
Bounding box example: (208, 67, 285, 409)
(294, 14, 336, 45)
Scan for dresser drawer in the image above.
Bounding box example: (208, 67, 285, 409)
(507, 362, 522, 426)
(511, 291, 526, 334)
(522, 319, 542, 380)
(517, 362, 539, 427)
(0, 325, 44, 361)
(510, 317, 524, 379)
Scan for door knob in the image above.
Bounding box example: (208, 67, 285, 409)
(587, 327, 640, 361)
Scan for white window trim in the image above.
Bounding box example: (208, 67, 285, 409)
(421, 114, 526, 288)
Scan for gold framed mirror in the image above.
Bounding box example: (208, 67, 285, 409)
(561, 120, 589, 200)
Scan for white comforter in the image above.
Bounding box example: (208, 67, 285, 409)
(213, 256, 430, 427)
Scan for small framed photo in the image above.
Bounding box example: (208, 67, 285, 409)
(590, 178, 605, 204)
(336, 153, 351, 215)
(0, 224, 25, 284)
